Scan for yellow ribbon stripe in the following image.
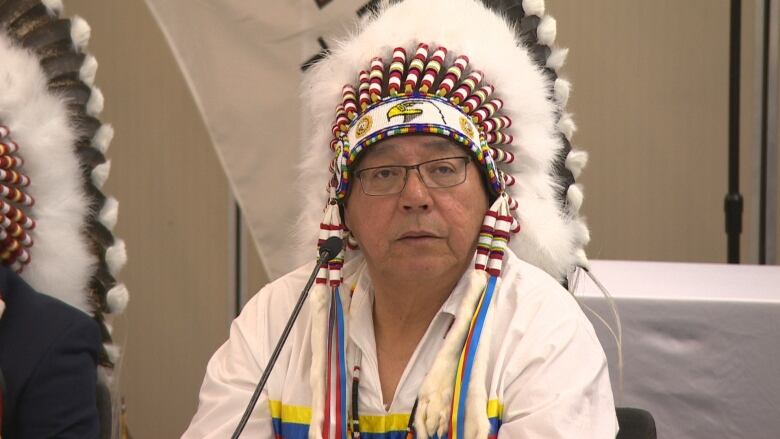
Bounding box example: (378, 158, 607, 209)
(268, 400, 504, 432)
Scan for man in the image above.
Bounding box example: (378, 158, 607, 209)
(185, 0, 617, 437)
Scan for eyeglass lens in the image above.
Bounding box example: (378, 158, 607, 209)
(358, 156, 470, 195)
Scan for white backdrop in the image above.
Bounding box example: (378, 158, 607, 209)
(144, 0, 378, 278)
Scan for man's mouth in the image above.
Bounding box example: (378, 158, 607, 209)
(398, 231, 440, 240)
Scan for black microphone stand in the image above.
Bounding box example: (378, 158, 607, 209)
(725, 0, 744, 263)
(231, 236, 343, 439)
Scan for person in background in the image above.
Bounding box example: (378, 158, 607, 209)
(0, 265, 101, 438)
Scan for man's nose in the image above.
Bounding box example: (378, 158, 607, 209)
(400, 169, 431, 211)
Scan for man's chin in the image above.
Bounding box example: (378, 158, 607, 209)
(391, 254, 461, 279)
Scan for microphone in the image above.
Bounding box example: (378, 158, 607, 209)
(231, 236, 344, 438)
(318, 235, 344, 262)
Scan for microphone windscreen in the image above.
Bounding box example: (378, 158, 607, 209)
(319, 236, 344, 262)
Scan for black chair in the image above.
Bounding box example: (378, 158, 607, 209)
(616, 407, 656, 439)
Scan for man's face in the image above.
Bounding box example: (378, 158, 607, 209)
(344, 134, 489, 283)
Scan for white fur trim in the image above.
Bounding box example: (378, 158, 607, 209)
(91, 160, 111, 188)
(106, 238, 126, 276)
(0, 34, 95, 313)
(464, 277, 496, 439)
(70, 16, 91, 50)
(554, 78, 570, 106)
(558, 112, 576, 140)
(522, 0, 545, 16)
(80, 54, 97, 86)
(106, 283, 129, 314)
(93, 124, 114, 154)
(546, 47, 569, 71)
(573, 219, 591, 246)
(416, 269, 487, 438)
(566, 184, 583, 214)
(42, 0, 64, 15)
(104, 344, 120, 363)
(574, 248, 589, 269)
(298, 0, 584, 281)
(99, 197, 119, 230)
(308, 284, 330, 439)
(565, 149, 588, 179)
(86, 86, 104, 115)
(537, 15, 557, 46)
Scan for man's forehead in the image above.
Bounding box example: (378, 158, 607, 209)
(361, 135, 466, 161)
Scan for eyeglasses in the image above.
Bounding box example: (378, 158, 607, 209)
(354, 156, 473, 196)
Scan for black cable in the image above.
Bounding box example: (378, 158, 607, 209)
(234, 202, 242, 316)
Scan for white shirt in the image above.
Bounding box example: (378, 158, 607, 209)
(183, 250, 618, 438)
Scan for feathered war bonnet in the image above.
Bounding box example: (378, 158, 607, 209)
(298, 0, 589, 437)
(0, 0, 127, 370)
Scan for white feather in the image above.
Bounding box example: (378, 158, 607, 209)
(522, 0, 545, 16)
(546, 47, 569, 71)
(106, 238, 126, 276)
(554, 78, 570, 106)
(86, 87, 104, 115)
(537, 15, 557, 46)
(573, 219, 591, 246)
(565, 149, 588, 179)
(106, 283, 129, 314)
(93, 124, 114, 154)
(567, 183, 583, 213)
(42, 0, 63, 15)
(70, 16, 91, 50)
(558, 113, 576, 140)
(91, 160, 111, 188)
(0, 34, 95, 313)
(80, 54, 97, 86)
(99, 197, 119, 230)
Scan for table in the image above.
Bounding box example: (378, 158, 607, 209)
(574, 260, 780, 439)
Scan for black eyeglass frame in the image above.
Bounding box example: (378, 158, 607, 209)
(354, 155, 474, 196)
